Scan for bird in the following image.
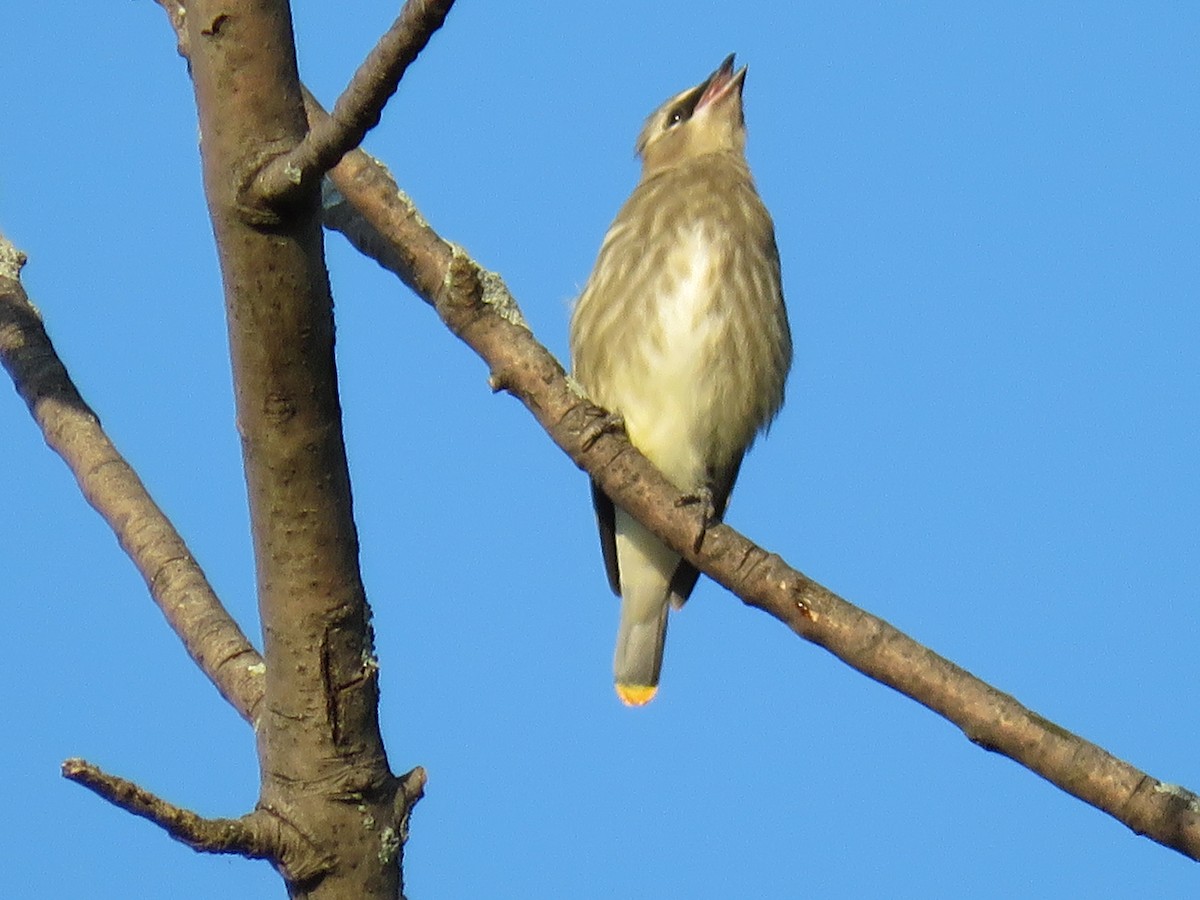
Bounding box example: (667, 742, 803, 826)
(570, 54, 792, 706)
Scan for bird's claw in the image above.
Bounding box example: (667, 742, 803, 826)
(579, 409, 626, 452)
(676, 486, 717, 554)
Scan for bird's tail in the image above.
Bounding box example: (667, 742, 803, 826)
(612, 509, 679, 706)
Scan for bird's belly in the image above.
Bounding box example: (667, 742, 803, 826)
(608, 230, 728, 489)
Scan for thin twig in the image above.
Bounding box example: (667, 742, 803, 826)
(393, 766, 427, 846)
(61, 758, 273, 856)
(255, 0, 457, 205)
(61, 758, 335, 881)
(0, 233, 264, 723)
(306, 114, 1200, 862)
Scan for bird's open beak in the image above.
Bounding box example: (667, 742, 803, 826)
(696, 53, 747, 111)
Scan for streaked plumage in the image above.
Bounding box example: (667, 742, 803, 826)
(570, 55, 792, 705)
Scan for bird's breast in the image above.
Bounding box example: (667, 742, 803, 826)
(570, 163, 790, 490)
(647, 226, 724, 373)
(604, 226, 731, 486)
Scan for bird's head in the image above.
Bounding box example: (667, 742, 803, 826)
(635, 54, 748, 177)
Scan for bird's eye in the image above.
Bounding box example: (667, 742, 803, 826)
(664, 90, 703, 130)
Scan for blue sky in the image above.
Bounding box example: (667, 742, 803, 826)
(3, 2, 1197, 897)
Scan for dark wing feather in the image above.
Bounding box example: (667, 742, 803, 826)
(590, 480, 621, 596)
(667, 452, 745, 608)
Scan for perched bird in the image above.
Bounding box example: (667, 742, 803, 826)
(570, 54, 792, 706)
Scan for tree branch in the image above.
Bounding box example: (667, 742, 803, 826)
(0, 232, 264, 723)
(393, 766, 427, 849)
(62, 757, 277, 858)
(182, 1, 408, 894)
(254, 0, 456, 206)
(61, 758, 334, 882)
(309, 114, 1200, 862)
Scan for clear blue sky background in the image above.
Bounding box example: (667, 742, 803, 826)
(2, 2, 1197, 897)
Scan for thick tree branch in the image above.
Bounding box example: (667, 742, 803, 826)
(182, 1, 412, 895)
(310, 123, 1200, 862)
(255, 0, 456, 205)
(0, 233, 264, 723)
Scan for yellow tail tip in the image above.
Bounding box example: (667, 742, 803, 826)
(615, 683, 658, 707)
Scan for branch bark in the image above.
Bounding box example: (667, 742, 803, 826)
(256, 0, 456, 204)
(0, 233, 264, 723)
(62, 758, 332, 877)
(181, 0, 421, 895)
(309, 110, 1200, 862)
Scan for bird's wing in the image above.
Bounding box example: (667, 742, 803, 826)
(590, 479, 621, 596)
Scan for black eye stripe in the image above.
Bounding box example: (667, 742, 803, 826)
(664, 87, 703, 130)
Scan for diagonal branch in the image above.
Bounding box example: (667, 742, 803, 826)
(306, 107, 1200, 862)
(253, 0, 457, 206)
(61, 758, 333, 882)
(0, 233, 264, 723)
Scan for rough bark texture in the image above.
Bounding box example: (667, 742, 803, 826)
(184, 2, 410, 895)
(3, 2, 452, 894)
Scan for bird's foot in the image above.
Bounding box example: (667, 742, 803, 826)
(676, 486, 717, 554)
(579, 408, 626, 451)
